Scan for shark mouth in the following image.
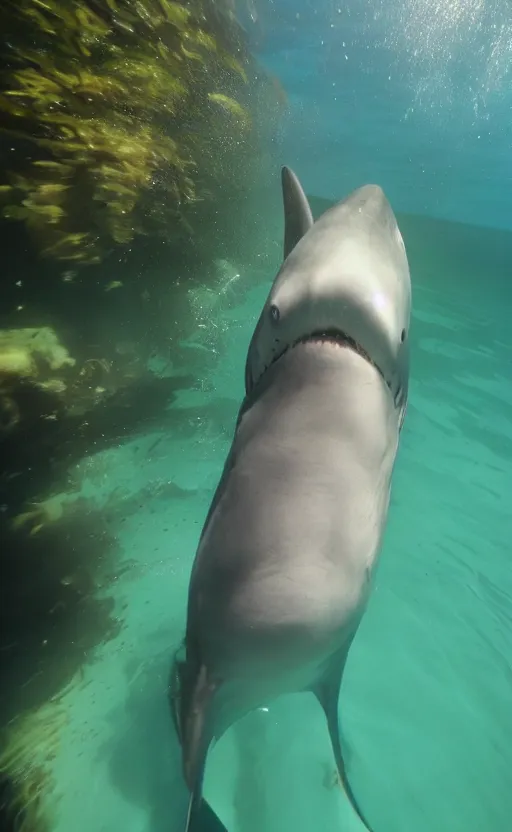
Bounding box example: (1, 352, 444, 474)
(255, 329, 404, 422)
(270, 328, 378, 374)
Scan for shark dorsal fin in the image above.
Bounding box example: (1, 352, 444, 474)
(281, 166, 314, 260)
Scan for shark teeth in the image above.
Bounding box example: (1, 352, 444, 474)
(270, 329, 370, 367)
(296, 329, 355, 349)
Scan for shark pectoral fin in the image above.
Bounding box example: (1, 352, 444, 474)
(281, 166, 314, 260)
(182, 666, 218, 832)
(313, 661, 375, 832)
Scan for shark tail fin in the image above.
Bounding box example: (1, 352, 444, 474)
(313, 661, 375, 832)
(181, 664, 218, 832)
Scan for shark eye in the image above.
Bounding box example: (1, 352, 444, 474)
(269, 304, 280, 323)
(400, 329, 406, 343)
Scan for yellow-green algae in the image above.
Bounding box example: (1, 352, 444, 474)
(0, 701, 69, 832)
(0, 0, 261, 266)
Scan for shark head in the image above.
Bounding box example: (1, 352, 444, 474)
(245, 167, 411, 425)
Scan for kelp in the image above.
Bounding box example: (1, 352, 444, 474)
(0, 0, 257, 266)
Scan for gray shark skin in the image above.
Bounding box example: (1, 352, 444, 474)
(171, 166, 411, 832)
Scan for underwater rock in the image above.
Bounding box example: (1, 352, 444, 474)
(0, 501, 122, 722)
(0, 368, 195, 510)
(0, 493, 122, 825)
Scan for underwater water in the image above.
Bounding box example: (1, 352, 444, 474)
(1, 1, 511, 832)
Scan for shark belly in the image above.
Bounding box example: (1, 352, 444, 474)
(188, 346, 397, 728)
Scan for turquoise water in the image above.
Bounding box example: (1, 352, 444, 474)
(3, 1, 512, 831)
(38, 208, 512, 832)
(259, 0, 511, 231)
